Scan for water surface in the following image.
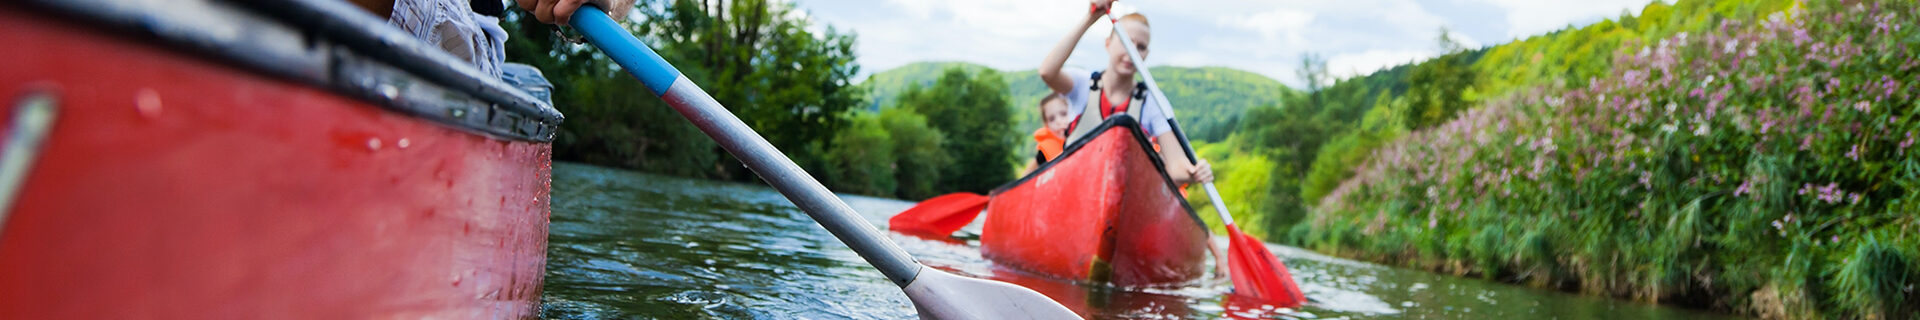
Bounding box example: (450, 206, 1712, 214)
(540, 162, 1736, 319)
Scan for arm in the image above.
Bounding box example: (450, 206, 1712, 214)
(1038, 0, 1112, 94)
(1156, 132, 1213, 184)
(347, 0, 395, 18)
(516, 0, 636, 25)
(1210, 239, 1231, 278)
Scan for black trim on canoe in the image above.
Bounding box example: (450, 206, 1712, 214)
(14, 0, 562, 142)
(989, 115, 1211, 234)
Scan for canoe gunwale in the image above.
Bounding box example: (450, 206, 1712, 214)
(12, 0, 562, 142)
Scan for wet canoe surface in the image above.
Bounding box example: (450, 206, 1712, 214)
(541, 162, 1739, 319)
(984, 116, 1209, 288)
(0, 6, 551, 318)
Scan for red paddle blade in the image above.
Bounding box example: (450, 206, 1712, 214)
(886, 193, 989, 236)
(1226, 226, 1305, 307)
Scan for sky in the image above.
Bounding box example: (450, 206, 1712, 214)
(797, 0, 1660, 88)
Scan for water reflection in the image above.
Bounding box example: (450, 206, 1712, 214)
(542, 162, 1734, 319)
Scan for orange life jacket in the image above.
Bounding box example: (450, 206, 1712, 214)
(1033, 127, 1066, 162)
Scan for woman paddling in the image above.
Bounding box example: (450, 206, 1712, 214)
(1037, 0, 1231, 277)
(1037, 0, 1212, 186)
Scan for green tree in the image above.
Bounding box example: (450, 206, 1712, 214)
(1402, 28, 1476, 130)
(879, 107, 950, 200)
(897, 68, 1016, 194)
(639, 0, 864, 178)
(501, 0, 863, 181)
(823, 113, 895, 196)
(504, 9, 722, 177)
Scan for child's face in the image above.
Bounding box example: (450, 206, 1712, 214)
(1043, 99, 1073, 135)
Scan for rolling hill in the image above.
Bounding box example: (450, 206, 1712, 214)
(859, 61, 1295, 143)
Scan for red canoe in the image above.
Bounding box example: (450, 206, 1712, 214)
(981, 116, 1211, 287)
(1, 1, 558, 318)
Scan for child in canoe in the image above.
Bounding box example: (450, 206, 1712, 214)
(1022, 93, 1073, 174)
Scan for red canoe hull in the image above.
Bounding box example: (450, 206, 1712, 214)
(0, 8, 550, 319)
(980, 117, 1209, 287)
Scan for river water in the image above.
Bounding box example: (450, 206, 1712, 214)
(538, 162, 1736, 319)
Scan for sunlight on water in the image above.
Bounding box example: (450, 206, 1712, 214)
(541, 162, 1736, 319)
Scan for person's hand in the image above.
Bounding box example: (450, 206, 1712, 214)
(516, 0, 633, 25)
(1190, 159, 1214, 183)
(1089, 0, 1115, 16)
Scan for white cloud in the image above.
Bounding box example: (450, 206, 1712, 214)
(1220, 9, 1315, 45)
(1476, 0, 1655, 39)
(799, 0, 1653, 88)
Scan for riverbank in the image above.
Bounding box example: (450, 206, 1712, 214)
(542, 161, 1739, 319)
(1294, 2, 1920, 319)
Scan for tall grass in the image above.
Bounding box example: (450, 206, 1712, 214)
(1301, 1, 1920, 318)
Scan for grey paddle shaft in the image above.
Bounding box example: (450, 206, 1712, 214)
(1105, 12, 1238, 226)
(569, 6, 921, 287)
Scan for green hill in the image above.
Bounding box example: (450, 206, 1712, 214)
(860, 62, 1294, 143)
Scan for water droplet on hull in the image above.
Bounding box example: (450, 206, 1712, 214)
(135, 88, 162, 118)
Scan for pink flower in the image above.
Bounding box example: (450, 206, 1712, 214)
(1899, 132, 1913, 154)
(1882, 76, 1898, 98)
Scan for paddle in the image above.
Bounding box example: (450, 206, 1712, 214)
(568, 6, 1078, 319)
(887, 192, 989, 236)
(1102, 9, 1306, 307)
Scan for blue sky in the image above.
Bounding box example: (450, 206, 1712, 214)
(796, 0, 1659, 88)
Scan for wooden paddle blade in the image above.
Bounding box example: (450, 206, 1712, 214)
(887, 193, 989, 236)
(1226, 227, 1305, 307)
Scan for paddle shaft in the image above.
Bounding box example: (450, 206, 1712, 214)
(1103, 12, 1238, 227)
(570, 6, 921, 287)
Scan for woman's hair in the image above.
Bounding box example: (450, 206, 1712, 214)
(1109, 12, 1149, 40)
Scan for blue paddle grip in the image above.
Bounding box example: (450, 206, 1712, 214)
(571, 5, 680, 95)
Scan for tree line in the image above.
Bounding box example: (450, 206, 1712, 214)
(502, 0, 1017, 199)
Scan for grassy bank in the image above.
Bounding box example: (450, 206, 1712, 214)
(1295, 1, 1920, 318)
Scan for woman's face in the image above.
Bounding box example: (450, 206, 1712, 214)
(1106, 20, 1150, 77)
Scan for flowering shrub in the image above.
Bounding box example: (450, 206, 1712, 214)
(1305, 1, 1920, 317)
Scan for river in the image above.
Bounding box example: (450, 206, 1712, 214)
(537, 162, 1736, 319)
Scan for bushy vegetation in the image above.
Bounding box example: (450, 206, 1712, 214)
(1300, 1, 1920, 317)
(504, 0, 860, 181)
(504, 1, 1008, 200)
(892, 68, 1018, 195)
